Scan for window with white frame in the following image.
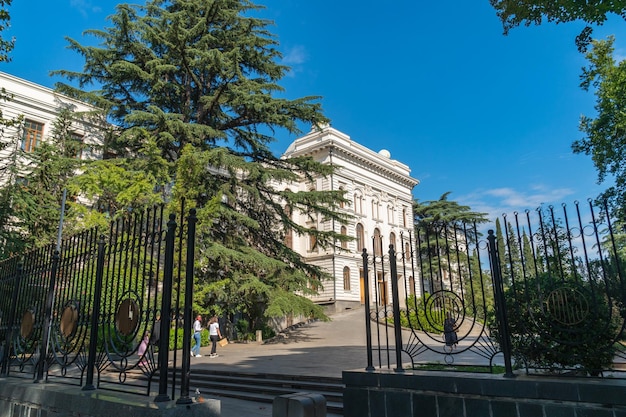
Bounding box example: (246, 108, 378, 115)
(356, 223, 364, 252)
(21, 120, 43, 152)
(343, 266, 351, 291)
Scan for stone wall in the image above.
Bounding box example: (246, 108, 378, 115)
(343, 369, 626, 417)
(0, 378, 220, 417)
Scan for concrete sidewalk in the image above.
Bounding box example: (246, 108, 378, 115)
(188, 307, 370, 416)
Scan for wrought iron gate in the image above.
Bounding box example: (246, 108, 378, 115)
(364, 200, 626, 378)
(0, 204, 198, 400)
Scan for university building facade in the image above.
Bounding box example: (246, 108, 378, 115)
(280, 125, 420, 312)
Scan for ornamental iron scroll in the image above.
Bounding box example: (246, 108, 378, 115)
(362, 199, 626, 378)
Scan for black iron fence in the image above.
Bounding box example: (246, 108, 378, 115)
(364, 200, 626, 378)
(0, 204, 198, 402)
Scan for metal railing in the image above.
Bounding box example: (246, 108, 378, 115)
(364, 200, 626, 378)
(0, 204, 198, 401)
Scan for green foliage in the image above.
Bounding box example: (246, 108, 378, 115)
(50, 0, 347, 331)
(489, 0, 626, 51)
(412, 363, 508, 373)
(573, 36, 626, 221)
(0, 109, 87, 257)
(0, 0, 13, 63)
(233, 318, 275, 341)
(234, 319, 250, 341)
(169, 328, 208, 350)
(413, 192, 488, 292)
(398, 295, 440, 333)
(500, 272, 619, 375)
(92, 324, 135, 354)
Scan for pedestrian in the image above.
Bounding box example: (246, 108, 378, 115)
(208, 315, 222, 358)
(443, 312, 458, 350)
(138, 331, 150, 365)
(192, 314, 203, 357)
(150, 314, 161, 347)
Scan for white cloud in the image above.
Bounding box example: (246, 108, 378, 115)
(458, 185, 577, 221)
(70, 0, 102, 18)
(281, 45, 308, 77)
(282, 45, 307, 65)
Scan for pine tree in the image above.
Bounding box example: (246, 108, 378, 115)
(413, 192, 488, 292)
(52, 0, 349, 324)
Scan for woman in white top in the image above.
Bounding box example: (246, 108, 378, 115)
(191, 315, 202, 357)
(208, 316, 222, 357)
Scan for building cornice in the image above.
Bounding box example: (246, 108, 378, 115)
(0, 72, 102, 115)
(282, 125, 420, 191)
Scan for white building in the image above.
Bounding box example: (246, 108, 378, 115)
(0, 71, 105, 186)
(281, 125, 420, 312)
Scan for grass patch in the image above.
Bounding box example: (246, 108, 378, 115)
(411, 363, 507, 373)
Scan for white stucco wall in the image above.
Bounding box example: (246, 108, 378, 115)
(0, 71, 106, 187)
(280, 125, 420, 310)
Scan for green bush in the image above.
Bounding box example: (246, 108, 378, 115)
(168, 327, 208, 350)
(394, 295, 441, 334)
(495, 273, 618, 375)
(233, 318, 276, 341)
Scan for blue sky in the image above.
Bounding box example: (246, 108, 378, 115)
(3, 0, 625, 219)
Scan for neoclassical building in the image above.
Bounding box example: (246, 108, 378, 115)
(0, 71, 105, 187)
(280, 125, 420, 311)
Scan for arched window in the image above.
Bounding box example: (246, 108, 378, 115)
(402, 208, 407, 227)
(371, 199, 380, 219)
(373, 228, 382, 256)
(354, 192, 363, 214)
(387, 205, 394, 224)
(356, 223, 364, 252)
(389, 232, 396, 251)
(340, 225, 348, 249)
(343, 266, 351, 291)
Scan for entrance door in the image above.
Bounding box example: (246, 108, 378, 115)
(378, 272, 387, 305)
(359, 268, 365, 304)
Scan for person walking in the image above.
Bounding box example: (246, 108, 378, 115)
(208, 316, 222, 358)
(150, 314, 161, 348)
(138, 331, 150, 365)
(191, 314, 203, 357)
(443, 312, 458, 350)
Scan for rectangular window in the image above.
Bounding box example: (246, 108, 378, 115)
(22, 120, 44, 152)
(70, 133, 84, 158)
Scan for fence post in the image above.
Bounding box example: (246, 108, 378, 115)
(487, 230, 515, 378)
(388, 244, 404, 373)
(362, 249, 374, 371)
(176, 209, 196, 405)
(36, 249, 60, 382)
(1, 262, 23, 376)
(155, 214, 178, 402)
(83, 235, 106, 391)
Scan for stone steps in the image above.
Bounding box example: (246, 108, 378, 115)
(181, 368, 345, 415)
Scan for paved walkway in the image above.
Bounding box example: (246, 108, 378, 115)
(183, 307, 490, 416)
(189, 307, 370, 416)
